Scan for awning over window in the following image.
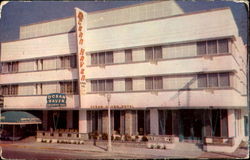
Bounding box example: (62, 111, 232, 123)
(0, 111, 41, 125)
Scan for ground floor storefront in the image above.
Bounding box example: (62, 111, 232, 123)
(1, 108, 248, 152)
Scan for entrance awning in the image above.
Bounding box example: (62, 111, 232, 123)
(0, 111, 41, 125)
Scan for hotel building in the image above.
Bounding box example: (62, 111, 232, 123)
(0, 1, 248, 153)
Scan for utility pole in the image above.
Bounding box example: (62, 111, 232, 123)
(106, 94, 112, 151)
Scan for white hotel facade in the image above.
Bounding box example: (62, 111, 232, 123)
(0, 1, 248, 152)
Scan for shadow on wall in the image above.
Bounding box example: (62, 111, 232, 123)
(169, 76, 196, 107)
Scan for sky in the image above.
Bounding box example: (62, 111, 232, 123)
(0, 0, 248, 44)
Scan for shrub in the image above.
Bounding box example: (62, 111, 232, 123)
(102, 133, 108, 140)
(142, 135, 148, 142)
(125, 134, 132, 141)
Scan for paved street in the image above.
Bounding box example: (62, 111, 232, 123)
(1, 144, 156, 159)
(0, 139, 248, 159)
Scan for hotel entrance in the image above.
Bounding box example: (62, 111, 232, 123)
(179, 110, 203, 142)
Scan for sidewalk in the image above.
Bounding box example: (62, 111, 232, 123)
(3, 140, 204, 158)
(1, 139, 248, 159)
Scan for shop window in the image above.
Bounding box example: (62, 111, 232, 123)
(145, 46, 162, 61)
(125, 78, 133, 91)
(125, 49, 132, 62)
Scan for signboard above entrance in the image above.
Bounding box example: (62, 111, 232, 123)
(47, 93, 66, 107)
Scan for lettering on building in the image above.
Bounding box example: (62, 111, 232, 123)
(47, 93, 66, 107)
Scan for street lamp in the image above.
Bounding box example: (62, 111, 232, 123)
(106, 93, 112, 151)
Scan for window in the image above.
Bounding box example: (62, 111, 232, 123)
(98, 53, 105, 65)
(61, 55, 76, 68)
(197, 42, 206, 55)
(218, 39, 229, 53)
(197, 74, 207, 88)
(105, 52, 113, 64)
(154, 76, 163, 89)
(145, 76, 163, 90)
(145, 46, 162, 61)
(90, 79, 114, 92)
(91, 53, 98, 65)
(207, 40, 217, 54)
(208, 73, 218, 87)
(2, 85, 18, 95)
(125, 78, 133, 91)
(125, 49, 132, 62)
(219, 73, 230, 87)
(91, 51, 114, 65)
(198, 73, 230, 88)
(60, 81, 78, 94)
(3, 62, 19, 73)
(145, 77, 153, 90)
(197, 39, 229, 55)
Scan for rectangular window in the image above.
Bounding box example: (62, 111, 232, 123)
(91, 80, 98, 92)
(219, 73, 230, 87)
(154, 46, 162, 59)
(208, 73, 218, 87)
(91, 79, 114, 92)
(125, 49, 132, 62)
(197, 74, 207, 88)
(98, 80, 105, 91)
(98, 53, 105, 65)
(91, 53, 98, 65)
(91, 52, 114, 65)
(2, 85, 18, 95)
(105, 51, 113, 64)
(145, 77, 153, 90)
(125, 78, 133, 91)
(197, 41, 206, 55)
(145, 76, 163, 90)
(60, 81, 78, 94)
(70, 55, 77, 68)
(145, 47, 153, 61)
(207, 40, 217, 54)
(218, 39, 228, 53)
(145, 46, 162, 61)
(154, 76, 163, 89)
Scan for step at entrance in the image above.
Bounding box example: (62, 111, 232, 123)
(174, 142, 203, 152)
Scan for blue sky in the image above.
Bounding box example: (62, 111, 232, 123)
(0, 1, 247, 43)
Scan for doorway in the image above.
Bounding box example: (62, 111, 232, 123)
(179, 110, 203, 142)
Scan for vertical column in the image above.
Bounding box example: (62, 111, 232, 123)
(79, 110, 87, 133)
(125, 110, 132, 135)
(227, 109, 235, 137)
(150, 109, 159, 135)
(172, 110, 179, 137)
(120, 111, 125, 134)
(42, 110, 48, 131)
(102, 111, 108, 134)
(66, 110, 73, 129)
